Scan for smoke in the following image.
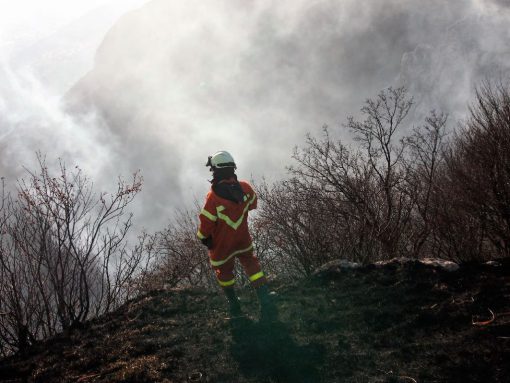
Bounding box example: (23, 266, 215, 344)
(2, 0, 510, 231)
(0, 60, 113, 182)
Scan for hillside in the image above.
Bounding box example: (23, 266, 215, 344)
(1, 259, 509, 383)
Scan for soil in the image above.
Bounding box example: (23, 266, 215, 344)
(1, 259, 509, 383)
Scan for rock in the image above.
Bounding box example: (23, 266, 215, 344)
(419, 258, 459, 272)
(374, 257, 413, 267)
(313, 259, 361, 276)
(485, 260, 501, 267)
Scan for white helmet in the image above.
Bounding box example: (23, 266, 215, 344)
(206, 151, 237, 169)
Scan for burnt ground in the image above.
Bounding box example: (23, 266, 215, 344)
(1, 259, 509, 383)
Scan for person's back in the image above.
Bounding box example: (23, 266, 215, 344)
(199, 179, 256, 265)
(197, 151, 276, 320)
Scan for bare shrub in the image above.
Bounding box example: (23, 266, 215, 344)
(254, 87, 451, 268)
(0, 155, 144, 355)
(405, 111, 448, 257)
(432, 81, 510, 260)
(138, 208, 214, 291)
(253, 180, 335, 277)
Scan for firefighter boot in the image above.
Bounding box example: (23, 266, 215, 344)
(223, 287, 242, 318)
(256, 285, 278, 322)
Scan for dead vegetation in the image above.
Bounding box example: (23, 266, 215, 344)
(254, 82, 510, 271)
(0, 155, 147, 356)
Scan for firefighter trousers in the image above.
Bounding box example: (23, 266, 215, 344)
(213, 251, 267, 288)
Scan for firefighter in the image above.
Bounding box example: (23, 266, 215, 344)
(197, 151, 276, 320)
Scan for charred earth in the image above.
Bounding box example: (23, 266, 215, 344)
(1, 259, 509, 383)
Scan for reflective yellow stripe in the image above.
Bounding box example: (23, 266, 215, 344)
(210, 244, 254, 267)
(218, 278, 236, 287)
(197, 230, 206, 240)
(249, 271, 264, 282)
(216, 194, 256, 230)
(201, 208, 217, 222)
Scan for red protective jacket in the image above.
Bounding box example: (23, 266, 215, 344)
(197, 179, 257, 267)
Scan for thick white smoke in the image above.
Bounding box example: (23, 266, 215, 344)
(1, 0, 510, 232)
(0, 0, 148, 192)
(0, 61, 113, 180)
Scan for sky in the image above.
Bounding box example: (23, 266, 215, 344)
(1, 0, 510, 233)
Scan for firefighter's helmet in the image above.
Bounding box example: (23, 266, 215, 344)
(206, 151, 237, 169)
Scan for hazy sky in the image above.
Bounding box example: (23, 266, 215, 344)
(0, 0, 147, 48)
(1, 0, 510, 233)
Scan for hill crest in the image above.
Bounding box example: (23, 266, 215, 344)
(1, 258, 509, 383)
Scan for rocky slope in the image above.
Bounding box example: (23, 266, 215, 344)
(1, 258, 509, 383)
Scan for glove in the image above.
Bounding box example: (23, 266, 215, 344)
(200, 236, 213, 249)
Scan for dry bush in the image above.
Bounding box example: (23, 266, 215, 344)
(137, 208, 215, 291)
(254, 87, 451, 268)
(431, 81, 510, 261)
(259, 83, 510, 266)
(0, 155, 146, 355)
(405, 111, 448, 257)
(253, 180, 340, 277)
